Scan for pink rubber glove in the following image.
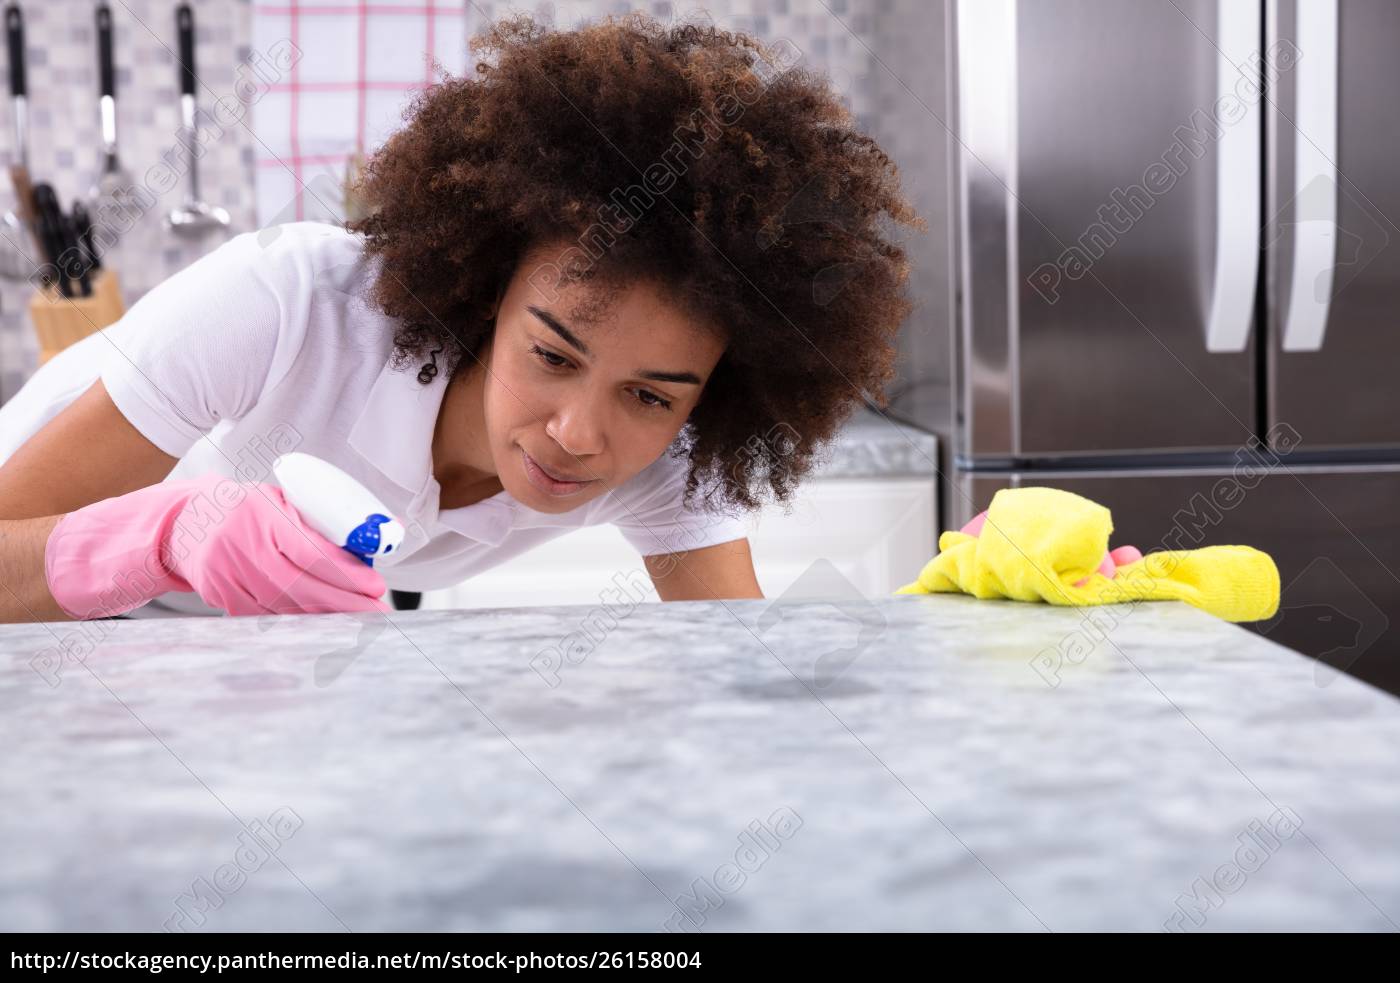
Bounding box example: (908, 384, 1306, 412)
(958, 510, 1143, 587)
(44, 473, 392, 619)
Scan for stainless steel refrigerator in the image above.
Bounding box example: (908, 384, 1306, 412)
(951, 0, 1400, 694)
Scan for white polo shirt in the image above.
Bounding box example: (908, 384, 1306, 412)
(0, 222, 749, 617)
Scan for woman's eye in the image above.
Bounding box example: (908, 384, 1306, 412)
(530, 343, 670, 411)
(530, 345, 569, 368)
(636, 389, 672, 411)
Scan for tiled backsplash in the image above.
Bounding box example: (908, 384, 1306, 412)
(0, 0, 256, 402)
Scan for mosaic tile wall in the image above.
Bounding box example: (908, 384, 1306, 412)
(0, 0, 953, 455)
(0, 0, 256, 403)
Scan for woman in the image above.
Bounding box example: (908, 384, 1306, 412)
(0, 14, 920, 622)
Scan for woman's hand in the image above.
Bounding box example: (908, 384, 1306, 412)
(959, 509, 1143, 588)
(44, 473, 391, 619)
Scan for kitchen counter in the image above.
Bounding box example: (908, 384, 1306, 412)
(2, 594, 1398, 932)
(811, 405, 940, 478)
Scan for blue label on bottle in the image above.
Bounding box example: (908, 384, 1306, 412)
(343, 513, 392, 567)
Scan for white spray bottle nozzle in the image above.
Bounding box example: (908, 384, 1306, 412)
(271, 453, 407, 568)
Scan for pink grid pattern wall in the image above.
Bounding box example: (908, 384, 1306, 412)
(250, 0, 467, 226)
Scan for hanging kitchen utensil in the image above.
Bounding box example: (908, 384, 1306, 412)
(6, 1, 27, 173)
(166, 3, 229, 237)
(1, 2, 40, 279)
(87, 3, 137, 218)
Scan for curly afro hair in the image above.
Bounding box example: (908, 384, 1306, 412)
(347, 12, 924, 514)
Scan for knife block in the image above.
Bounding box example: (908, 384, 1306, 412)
(29, 269, 126, 366)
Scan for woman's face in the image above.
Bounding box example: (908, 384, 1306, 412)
(479, 241, 728, 513)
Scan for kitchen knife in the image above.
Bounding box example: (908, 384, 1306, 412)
(71, 199, 101, 272)
(32, 184, 93, 298)
(28, 182, 54, 259)
(31, 185, 71, 297)
(57, 208, 92, 297)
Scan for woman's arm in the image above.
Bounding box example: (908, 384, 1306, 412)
(0, 514, 66, 620)
(0, 378, 179, 622)
(0, 378, 179, 518)
(644, 536, 764, 602)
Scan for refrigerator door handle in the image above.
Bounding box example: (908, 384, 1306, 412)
(1280, 0, 1339, 352)
(1205, 0, 1263, 353)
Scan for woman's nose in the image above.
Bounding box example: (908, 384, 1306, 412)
(547, 404, 605, 458)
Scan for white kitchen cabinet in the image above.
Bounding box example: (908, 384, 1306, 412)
(420, 474, 938, 611)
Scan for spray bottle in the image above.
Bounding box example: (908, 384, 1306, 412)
(271, 452, 406, 568)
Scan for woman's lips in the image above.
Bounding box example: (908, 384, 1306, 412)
(521, 448, 596, 497)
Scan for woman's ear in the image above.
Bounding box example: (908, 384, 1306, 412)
(474, 290, 502, 329)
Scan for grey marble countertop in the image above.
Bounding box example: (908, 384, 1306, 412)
(3, 594, 1399, 932)
(811, 407, 939, 478)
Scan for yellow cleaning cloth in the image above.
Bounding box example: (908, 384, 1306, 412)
(895, 486, 1280, 623)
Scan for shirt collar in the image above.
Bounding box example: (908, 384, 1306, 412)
(346, 352, 518, 547)
(347, 352, 445, 496)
